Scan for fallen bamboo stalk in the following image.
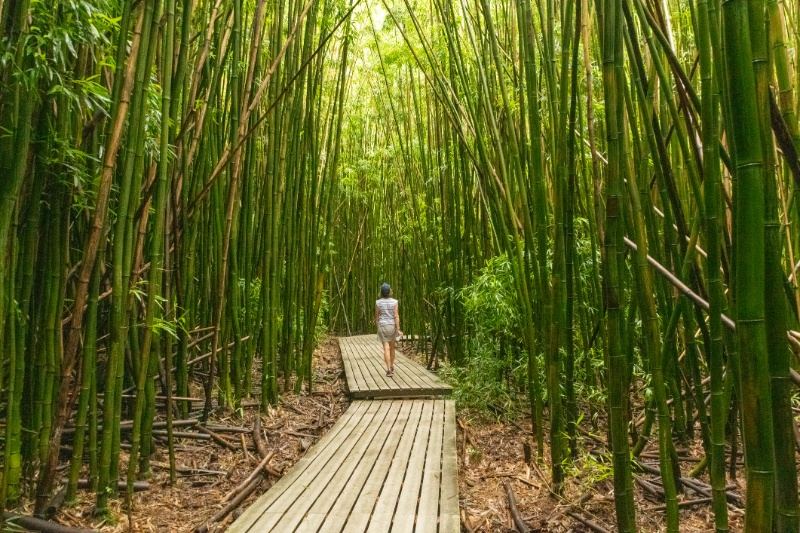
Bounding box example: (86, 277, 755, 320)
(222, 451, 275, 503)
(503, 481, 530, 533)
(43, 486, 67, 519)
(187, 336, 251, 366)
(205, 424, 251, 434)
(194, 478, 262, 533)
(2, 513, 97, 533)
(187, 331, 215, 349)
(198, 426, 239, 451)
(64, 418, 198, 435)
(253, 417, 268, 459)
(124, 395, 203, 402)
(566, 510, 612, 533)
(642, 497, 713, 512)
(151, 430, 210, 440)
(85, 479, 148, 491)
(637, 462, 743, 507)
(58, 479, 148, 491)
(241, 434, 252, 461)
(549, 490, 593, 522)
(122, 418, 198, 429)
(150, 462, 227, 476)
(102, 394, 203, 402)
(251, 417, 282, 477)
(278, 430, 319, 439)
(460, 509, 475, 533)
(635, 476, 666, 500)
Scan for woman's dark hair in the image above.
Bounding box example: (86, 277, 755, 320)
(380, 283, 391, 298)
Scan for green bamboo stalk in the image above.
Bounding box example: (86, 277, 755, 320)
(597, 0, 637, 526)
(97, 0, 154, 513)
(624, 114, 680, 533)
(66, 241, 105, 504)
(751, 0, 800, 524)
(721, 0, 777, 528)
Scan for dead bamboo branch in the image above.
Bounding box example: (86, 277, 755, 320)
(503, 481, 530, 533)
(221, 451, 275, 503)
(194, 478, 262, 533)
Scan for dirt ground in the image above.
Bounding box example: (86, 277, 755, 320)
(8, 337, 348, 533)
(455, 409, 746, 532)
(11, 337, 749, 532)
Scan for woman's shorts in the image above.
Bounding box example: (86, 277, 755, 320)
(377, 323, 397, 343)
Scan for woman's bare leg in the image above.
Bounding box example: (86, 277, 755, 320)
(383, 342, 392, 372)
(389, 340, 396, 372)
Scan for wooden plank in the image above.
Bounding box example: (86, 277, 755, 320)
(340, 401, 415, 533)
(228, 403, 366, 530)
(415, 399, 445, 531)
(340, 335, 451, 398)
(395, 351, 448, 390)
(353, 340, 405, 395)
(273, 401, 395, 532)
(355, 341, 396, 391)
(360, 344, 449, 397)
(252, 402, 385, 531)
(349, 388, 439, 399)
(384, 358, 418, 390)
(346, 338, 372, 393)
(440, 399, 460, 532)
(390, 357, 435, 390)
(227, 401, 369, 532)
(383, 352, 443, 393)
(231, 396, 460, 533)
(374, 345, 404, 390)
(350, 342, 382, 394)
(340, 347, 362, 394)
(338, 338, 355, 387)
(379, 339, 446, 390)
(307, 401, 404, 532)
(380, 400, 434, 532)
(365, 400, 426, 533)
(363, 345, 407, 392)
(296, 402, 399, 531)
(230, 402, 371, 531)
(341, 338, 368, 394)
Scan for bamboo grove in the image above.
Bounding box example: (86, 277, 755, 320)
(0, 0, 356, 518)
(2, 0, 800, 528)
(326, 0, 800, 531)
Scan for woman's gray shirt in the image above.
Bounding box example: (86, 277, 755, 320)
(376, 298, 398, 324)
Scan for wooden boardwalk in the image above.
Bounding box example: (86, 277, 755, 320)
(228, 336, 458, 532)
(339, 335, 452, 399)
(228, 399, 458, 532)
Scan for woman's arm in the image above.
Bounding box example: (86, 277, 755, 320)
(375, 304, 379, 327)
(394, 303, 402, 336)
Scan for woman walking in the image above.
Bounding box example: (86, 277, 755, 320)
(375, 283, 402, 376)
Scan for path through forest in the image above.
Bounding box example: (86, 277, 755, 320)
(227, 336, 458, 532)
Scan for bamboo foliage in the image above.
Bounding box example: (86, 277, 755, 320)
(0, 0, 355, 517)
(326, 0, 800, 531)
(1, 0, 800, 530)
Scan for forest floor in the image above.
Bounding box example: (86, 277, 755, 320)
(451, 407, 747, 532)
(402, 345, 747, 533)
(12, 338, 749, 532)
(9, 337, 348, 533)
